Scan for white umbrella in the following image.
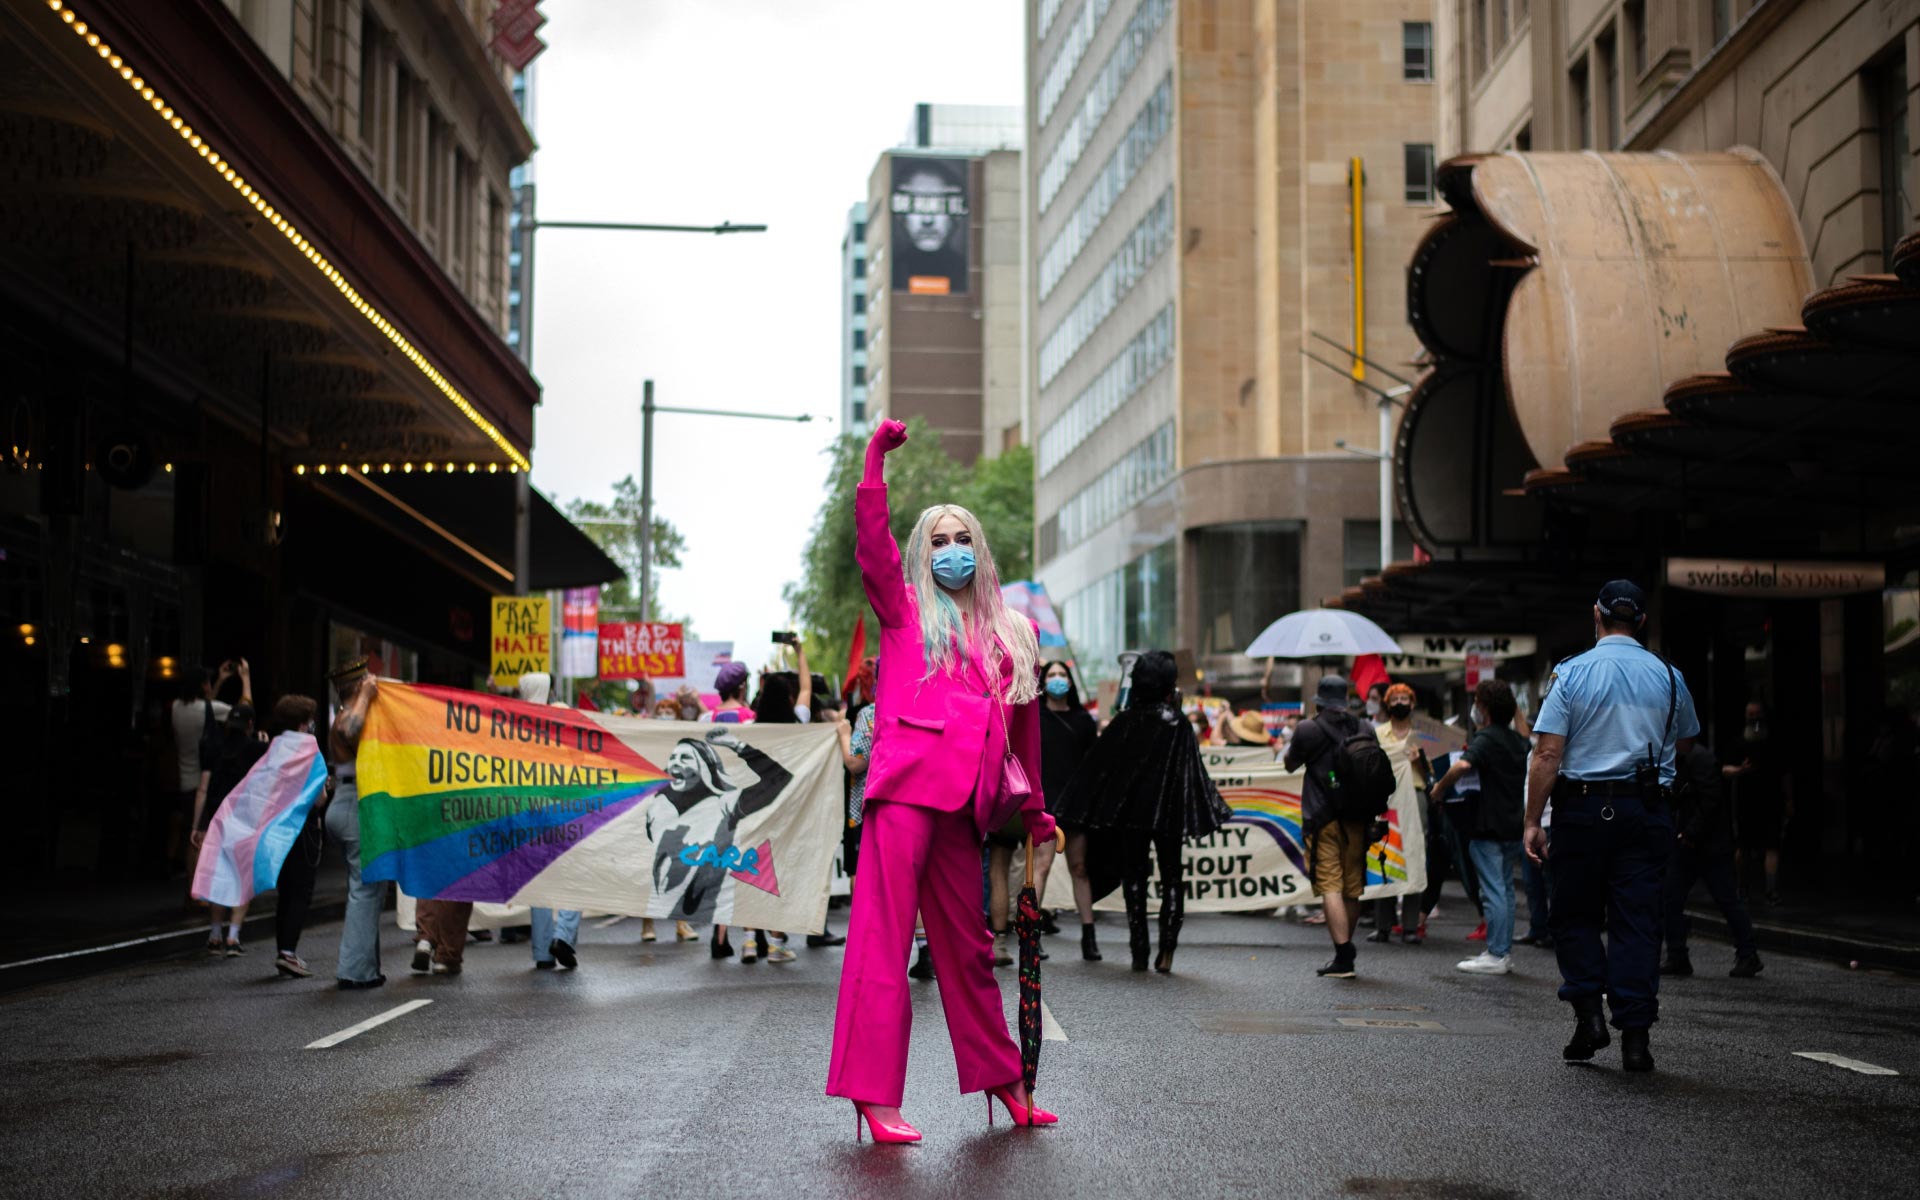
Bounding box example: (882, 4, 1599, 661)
(1244, 609, 1400, 658)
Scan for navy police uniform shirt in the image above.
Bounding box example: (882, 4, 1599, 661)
(1533, 635, 1700, 785)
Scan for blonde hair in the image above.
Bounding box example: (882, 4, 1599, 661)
(904, 503, 1039, 704)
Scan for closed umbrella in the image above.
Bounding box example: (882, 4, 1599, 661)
(1244, 608, 1400, 659)
(1012, 836, 1045, 1120)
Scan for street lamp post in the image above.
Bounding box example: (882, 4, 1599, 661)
(634, 380, 815, 621)
(1302, 332, 1415, 571)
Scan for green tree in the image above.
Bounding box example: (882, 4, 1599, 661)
(784, 420, 1035, 683)
(564, 475, 687, 622)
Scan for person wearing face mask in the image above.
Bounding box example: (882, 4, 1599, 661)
(1364, 682, 1388, 723)
(1037, 661, 1100, 958)
(1725, 700, 1791, 904)
(1367, 683, 1431, 944)
(826, 419, 1056, 1142)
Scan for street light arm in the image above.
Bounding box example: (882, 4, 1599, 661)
(653, 405, 814, 423)
(528, 220, 769, 235)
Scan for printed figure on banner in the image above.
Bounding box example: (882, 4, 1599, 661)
(640, 728, 793, 921)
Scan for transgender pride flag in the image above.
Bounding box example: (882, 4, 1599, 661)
(192, 733, 329, 907)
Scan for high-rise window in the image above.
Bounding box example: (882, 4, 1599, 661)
(852, 293, 866, 315)
(1882, 56, 1913, 270)
(853, 329, 866, 351)
(1626, 2, 1646, 76)
(1404, 144, 1436, 204)
(357, 9, 380, 146)
(853, 257, 866, 279)
(852, 365, 866, 387)
(1597, 34, 1620, 149)
(1402, 22, 1433, 82)
(1572, 59, 1592, 150)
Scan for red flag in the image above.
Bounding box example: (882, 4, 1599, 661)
(1351, 654, 1389, 698)
(574, 691, 600, 712)
(845, 614, 867, 690)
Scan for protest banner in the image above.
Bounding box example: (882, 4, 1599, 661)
(646, 640, 734, 708)
(559, 588, 599, 678)
(491, 595, 551, 687)
(1041, 760, 1424, 913)
(597, 622, 686, 680)
(355, 681, 842, 933)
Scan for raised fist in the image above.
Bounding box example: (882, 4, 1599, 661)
(873, 419, 908, 453)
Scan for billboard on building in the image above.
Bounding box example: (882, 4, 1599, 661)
(889, 156, 970, 296)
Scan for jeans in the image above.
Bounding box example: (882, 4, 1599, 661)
(1548, 789, 1672, 1029)
(531, 907, 582, 963)
(324, 788, 387, 983)
(1467, 839, 1524, 957)
(1522, 854, 1551, 940)
(1664, 840, 1757, 958)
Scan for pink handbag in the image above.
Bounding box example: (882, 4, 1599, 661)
(977, 691, 1032, 835)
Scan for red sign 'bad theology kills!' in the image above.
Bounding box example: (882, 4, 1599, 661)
(596, 622, 685, 680)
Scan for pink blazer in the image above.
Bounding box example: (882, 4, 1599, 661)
(856, 482, 1044, 833)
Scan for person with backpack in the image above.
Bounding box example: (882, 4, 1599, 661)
(1284, 674, 1397, 979)
(1432, 679, 1530, 975)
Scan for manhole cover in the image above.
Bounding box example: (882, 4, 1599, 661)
(1332, 1004, 1429, 1012)
(1335, 1017, 1447, 1031)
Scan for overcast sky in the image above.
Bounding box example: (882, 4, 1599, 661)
(528, 0, 1024, 674)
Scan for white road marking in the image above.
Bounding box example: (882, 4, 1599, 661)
(594, 915, 628, 929)
(1793, 1052, 1900, 1076)
(1040, 1000, 1067, 1042)
(0, 928, 206, 969)
(305, 1000, 433, 1050)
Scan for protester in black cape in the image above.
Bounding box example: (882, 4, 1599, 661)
(1052, 650, 1232, 974)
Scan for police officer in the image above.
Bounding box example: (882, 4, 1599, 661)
(1525, 580, 1699, 1073)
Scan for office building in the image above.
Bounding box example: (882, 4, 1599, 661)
(862, 105, 1025, 464)
(840, 202, 869, 432)
(1028, 0, 1436, 690)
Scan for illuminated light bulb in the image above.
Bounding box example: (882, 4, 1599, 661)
(16, 624, 31, 636)
(466, 463, 476, 474)
(381, 463, 391, 474)
(62, 9, 75, 21)
(403, 463, 413, 473)
(487, 463, 498, 473)
(73, 21, 86, 33)
(317, 464, 328, 475)
(164, 462, 173, 472)
(423, 462, 435, 473)
(339, 464, 349, 475)
(295, 465, 306, 475)
(110, 55, 122, 68)
(85, 33, 97, 46)
(445, 463, 454, 473)
(22, 636, 32, 646)
(169, 116, 181, 129)
(79, 636, 90, 644)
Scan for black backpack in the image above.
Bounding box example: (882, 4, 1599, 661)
(1328, 725, 1396, 821)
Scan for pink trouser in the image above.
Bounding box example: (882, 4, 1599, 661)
(826, 800, 1021, 1106)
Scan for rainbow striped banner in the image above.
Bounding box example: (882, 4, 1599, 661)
(355, 681, 843, 931)
(1042, 760, 1425, 914)
(192, 733, 328, 907)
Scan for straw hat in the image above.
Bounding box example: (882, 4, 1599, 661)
(1227, 709, 1271, 745)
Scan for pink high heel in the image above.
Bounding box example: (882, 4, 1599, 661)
(987, 1085, 1059, 1127)
(852, 1102, 923, 1144)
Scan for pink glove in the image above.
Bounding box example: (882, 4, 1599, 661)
(863, 419, 908, 485)
(1023, 809, 1057, 845)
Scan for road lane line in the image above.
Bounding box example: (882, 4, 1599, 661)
(594, 915, 628, 929)
(1041, 1000, 1067, 1043)
(1793, 1052, 1900, 1076)
(0, 928, 206, 969)
(305, 1000, 433, 1050)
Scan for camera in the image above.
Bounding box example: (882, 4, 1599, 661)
(771, 631, 799, 646)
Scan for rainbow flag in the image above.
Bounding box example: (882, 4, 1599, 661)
(356, 681, 671, 902)
(191, 733, 328, 907)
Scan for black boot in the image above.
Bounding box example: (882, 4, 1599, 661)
(1729, 952, 1764, 978)
(1659, 951, 1694, 977)
(1080, 923, 1102, 962)
(710, 929, 734, 960)
(1621, 1028, 1655, 1072)
(908, 943, 935, 981)
(1563, 997, 1611, 1061)
(1155, 880, 1184, 974)
(1315, 942, 1357, 978)
(1122, 879, 1151, 971)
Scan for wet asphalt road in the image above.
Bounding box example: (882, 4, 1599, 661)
(2, 902, 1916, 1200)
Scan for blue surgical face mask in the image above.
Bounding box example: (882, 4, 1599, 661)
(931, 544, 975, 591)
(1045, 676, 1071, 698)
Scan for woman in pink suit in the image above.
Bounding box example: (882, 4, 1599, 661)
(827, 418, 1060, 1143)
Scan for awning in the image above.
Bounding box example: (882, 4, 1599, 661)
(307, 472, 624, 594)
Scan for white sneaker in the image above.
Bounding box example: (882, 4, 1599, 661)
(1456, 952, 1512, 975)
(765, 946, 796, 963)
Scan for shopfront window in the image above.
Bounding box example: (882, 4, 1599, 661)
(1194, 521, 1301, 658)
